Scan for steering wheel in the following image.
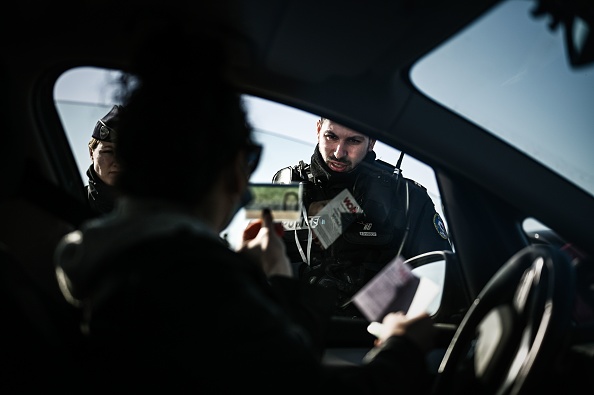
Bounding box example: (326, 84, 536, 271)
(431, 244, 575, 395)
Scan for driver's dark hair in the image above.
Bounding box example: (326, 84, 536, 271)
(115, 20, 252, 207)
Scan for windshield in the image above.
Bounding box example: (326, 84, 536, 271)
(410, 0, 594, 198)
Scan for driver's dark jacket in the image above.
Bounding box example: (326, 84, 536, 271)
(54, 198, 432, 394)
(85, 164, 117, 215)
(273, 147, 452, 313)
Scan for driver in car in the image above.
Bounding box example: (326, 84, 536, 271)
(273, 118, 452, 316)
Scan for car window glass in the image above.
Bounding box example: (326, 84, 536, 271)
(54, 67, 123, 182)
(54, 66, 449, 251)
(410, 0, 594, 199)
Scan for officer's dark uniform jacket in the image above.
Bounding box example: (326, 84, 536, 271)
(85, 164, 117, 215)
(273, 146, 452, 315)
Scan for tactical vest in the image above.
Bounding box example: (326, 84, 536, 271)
(274, 158, 411, 315)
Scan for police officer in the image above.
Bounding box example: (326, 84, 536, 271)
(85, 105, 122, 215)
(273, 117, 452, 316)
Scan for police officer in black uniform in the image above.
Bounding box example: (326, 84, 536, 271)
(85, 105, 122, 215)
(273, 118, 451, 316)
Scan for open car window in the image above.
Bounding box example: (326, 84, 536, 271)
(54, 67, 449, 251)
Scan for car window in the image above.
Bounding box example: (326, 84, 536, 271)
(54, 66, 449, 251)
(411, 0, 594, 200)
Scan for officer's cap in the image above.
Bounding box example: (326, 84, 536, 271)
(92, 105, 122, 142)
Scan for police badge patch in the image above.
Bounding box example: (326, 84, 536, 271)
(433, 213, 448, 240)
(100, 124, 111, 140)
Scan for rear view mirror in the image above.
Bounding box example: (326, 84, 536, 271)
(532, 0, 594, 68)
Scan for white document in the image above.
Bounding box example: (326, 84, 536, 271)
(311, 189, 363, 249)
(352, 256, 439, 322)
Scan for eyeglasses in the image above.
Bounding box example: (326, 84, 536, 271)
(245, 142, 263, 175)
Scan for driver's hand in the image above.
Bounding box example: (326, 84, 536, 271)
(375, 312, 436, 352)
(238, 208, 293, 278)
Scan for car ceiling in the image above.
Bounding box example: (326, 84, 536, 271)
(232, 0, 501, 82)
(3, 0, 503, 123)
(228, 0, 502, 126)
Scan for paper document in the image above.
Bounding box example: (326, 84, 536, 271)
(352, 256, 439, 322)
(311, 189, 363, 249)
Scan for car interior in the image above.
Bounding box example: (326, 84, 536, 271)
(2, 0, 593, 393)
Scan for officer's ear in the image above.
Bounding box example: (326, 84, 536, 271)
(316, 118, 323, 136)
(368, 138, 376, 151)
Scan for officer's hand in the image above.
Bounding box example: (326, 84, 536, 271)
(238, 209, 293, 278)
(308, 200, 329, 216)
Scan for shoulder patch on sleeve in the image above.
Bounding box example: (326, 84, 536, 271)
(433, 213, 449, 240)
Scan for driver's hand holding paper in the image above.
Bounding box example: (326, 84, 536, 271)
(368, 312, 436, 351)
